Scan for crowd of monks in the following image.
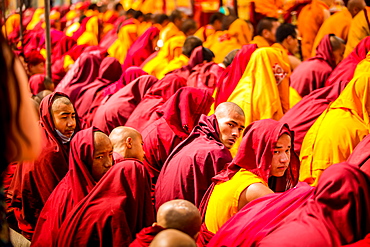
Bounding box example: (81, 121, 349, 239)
(2, 0, 370, 245)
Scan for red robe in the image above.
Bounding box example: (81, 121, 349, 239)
(55, 158, 154, 247)
(155, 114, 232, 209)
(258, 163, 370, 246)
(141, 87, 214, 184)
(8, 92, 81, 239)
(347, 134, 370, 175)
(29, 74, 46, 96)
(51, 35, 76, 63)
(124, 74, 187, 133)
(129, 225, 165, 247)
(92, 75, 158, 135)
(187, 62, 224, 95)
(31, 127, 100, 247)
(290, 34, 337, 97)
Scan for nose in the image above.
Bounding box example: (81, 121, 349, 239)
(232, 127, 240, 138)
(67, 117, 74, 127)
(104, 156, 113, 168)
(280, 152, 289, 163)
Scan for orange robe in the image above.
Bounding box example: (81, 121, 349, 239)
(159, 22, 184, 44)
(312, 8, 352, 56)
(298, 0, 330, 60)
(253, 0, 283, 18)
(2, 13, 20, 37)
(194, 25, 216, 42)
(250, 35, 270, 48)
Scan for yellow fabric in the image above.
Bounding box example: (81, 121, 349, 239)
(2, 14, 20, 37)
(140, 0, 163, 14)
(65, 22, 81, 37)
(63, 55, 75, 71)
(77, 16, 99, 46)
(289, 86, 302, 108)
(157, 54, 189, 79)
(250, 35, 271, 48)
(312, 8, 352, 57)
(227, 47, 291, 156)
(108, 20, 139, 64)
(26, 8, 44, 30)
(66, 10, 78, 22)
(138, 21, 153, 37)
(159, 22, 184, 44)
(143, 35, 186, 77)
(229, 18, 252, 46)
(253, 0, 283, 18)
(299, 72, 370, 186)
(85, 9, 99, 17)
(344, 7, 370, 58)
(194, 25, 216, 42)
(205, 169, 266, 234)
(203, 30, 223, 49)
(354, 51, 370, 75)
(39, 48, 46, 60)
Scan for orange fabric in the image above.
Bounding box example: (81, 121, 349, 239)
(138, 22, 153, 37)
(298, 0, 330, 60)
(26, 8, 44, 30)
(250, 35, 271, 48)
(77, 16, 99, 46)
(253, 0, 283, 18)
(159, 22, 184, 44)
(194, 25, 216, 42)
(2, 14, 20, 37)
(157, 54, 189, 79)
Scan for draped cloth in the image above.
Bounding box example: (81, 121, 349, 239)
(155, 114, 232, 209)
(92, 75, 158, 135)
(186, 62, 224, 95)
(129, 225, 165, 247)
(8, 92, 80, 239)
(29, 74, 46, 96)
(31, 127, 100, 247)
(55, 158, 154, 247)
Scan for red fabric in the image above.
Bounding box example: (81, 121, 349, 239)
(140, 51, 159, 69)
(55, 53, 102, 104)
(122, 27, 160, 71)
(8, 92, 80, 238)
(29, 74, 45, 95)
(155, 114, 233, 209)
(141, 87, 214, 184)
(71, 16, 93, 41)
(92, 75, 158, 135)
(129, 225, 165, 247)
(23, 29, 44, 54)
(31, 127, 99, 247)
(187, 62, 224, 95)
(326, 36, 370, 87)
(344, 234, 370, 247)
(51, 36, 76, 63)
(347, 134, 370, 172)
(99, 17, 135, 50)
(291, 34, 337, 97)
(64, 44, 89, 61)
(74, 57, 122, 127)
(214, 44, 257, 107)
(258, 163, 370, 246)
(25, 50, 45, 66)
(168, 46, 206, 78)
(38, 29, 65, 50)
(125, 74, 187, 133)
(55, 158, 155, 247)
(207, 183, 314, 247)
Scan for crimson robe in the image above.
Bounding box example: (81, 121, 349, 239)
(55, 158, 154, 247)
(124, 74, 187, 133)
(31, 127, 100, 247)
(92, 75, 158, 135)
(7, 92, 80, 239)
(129, 225, 165, 247)
(141, 87, 214, 184)
(187, 62, 224, 95)
(347, 134, 370, 174)
(290, 34, 337, 97)
(155, 114, 232, 209)
(29, 74, 46, 96)
(51, 36, 76, 63)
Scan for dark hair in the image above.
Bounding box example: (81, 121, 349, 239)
(203, 47, 215, 62)
(275, 23, 297, 43)
(182, 36, 202, 57)
(114, 3, 123, 11)
(222, 15, 237, 30)
(256, 17, 279, 36)
(154, 14, 169, 25)
(144, 13, 153, 22)
(223, 49, 240, 67)
(209, 12, 224, 25)
(181, 19, 197, 34)
(88, 3, 98, 11)
(134, 10, 144, 19)
(169, 9, 183, 22)
(126, 8, 136, 17)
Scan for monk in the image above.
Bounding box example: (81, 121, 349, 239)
(312, 0, 366, 56)
(150, 230, 197, 247)
(55, 129, 154, 246)
(28, 74, 54, 96)
(250, 17, 280, 48)
(8, 93, 80, 240)
(159, 10, 185, 44)
(130, 199, 201, 246)
(194, 13, 224, 42)
(155, 102, 245, 208)
(299, 73, 370, 186)
(298, 0, 333, 60)
(31, 128, 113, 246)
(290, 34, 346, 97)
(24, 51, 45, 77)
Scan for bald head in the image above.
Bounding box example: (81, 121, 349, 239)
(109, 126, 145, 161)
(330, 35, 346, 65)
(215, 102, 245, 119)
(51, 96, 72, 113)
(157, 200, 201, 238)
(150, 229, 196, 247)
(347, 0, 366, 17)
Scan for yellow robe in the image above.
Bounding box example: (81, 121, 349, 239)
(194, 25, 216, 42)
(227, 47, 291, 156)
(77, 16, 99, 46)
(157, 54, 189, 79)
(299, 72, 370, 186)
(254, 0, 283, 18)
(249, 35, 270, 48)
(2, 13, 20, 37)
(26, 8, 44, 30)
(312, 8, 352, 56)
(344, 7, 370, 58)
(205, 169, 266, 234)
(159, 22, 184, 44)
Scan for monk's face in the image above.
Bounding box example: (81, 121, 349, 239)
(217, 111, 245, 149)
(128, 135, 145, 162)
(29, 62, 45, 76)
(92, 132, 113, 182)
(270, 134, 291, 177)
(332, 43, 346, 65)
(52, 103, 76, 138)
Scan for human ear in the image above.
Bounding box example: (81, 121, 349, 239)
(126, 137, 132, 149)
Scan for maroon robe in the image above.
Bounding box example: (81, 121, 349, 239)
(187, 62, 224, 95)
(7, 92, 81, 239)
(51, 35, 76, 63)
(31, 127, 100, 247)
(347, 134, 370, 174)
(168, 46, 207, 78)
(124, 74, 187, 133)
(92, 75, 158, 135)
(155, 114, 232, 209)
(141, 87, 214, 184)
(290, 34, 337, 97)
(122, 26, 160, 71)
(55, 158, 154, 247)
(129, 225, 165, 247)
(29, 74, 46, 96)
(258, 163, 370, 246)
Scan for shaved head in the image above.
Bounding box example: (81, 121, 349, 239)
(150, 229, 196, 247)
(109, 126, 145, 161)
(109, 126, 141, 149)
(51, 96, 72, 113)
(215, 102, 245, 119)
(348, 0, 366, 17)
(330, 35, 346, 52)
(157, 200, 201, 238)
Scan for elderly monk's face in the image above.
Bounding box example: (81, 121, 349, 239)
(92, 132, 113, 182)
(270, 134, 291, 177)
(217, 111, 245, 149)
(52, 103, 76, 138)
(130, 135, 145, 162)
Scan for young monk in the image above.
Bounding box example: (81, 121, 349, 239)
(250, 17, 280, 48)
(130, 199, 201, 246)
(150, 229, 197, 247)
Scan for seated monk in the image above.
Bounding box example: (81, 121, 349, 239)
(290, 34, 346, 98)
(55, 128, 154, 246)
(31, 128, 113, 246)
(150, 229, 196, 247)
(159, 10, 185, 44)
(8, 93, 80, 240)
(130, 199, 201, 247)
(250, 17, 280, 48)
(299, 72, 370, 186)
(194, 13, 224, 42)
(155, 102, 245, 208)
